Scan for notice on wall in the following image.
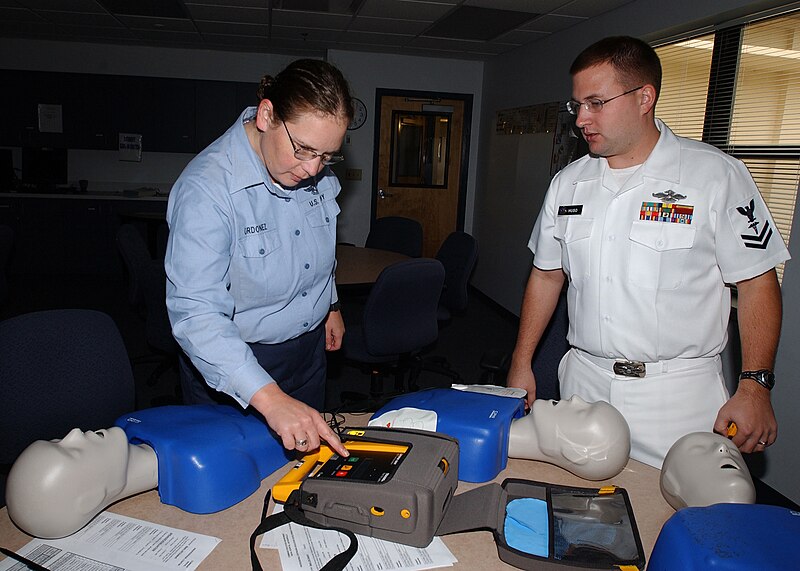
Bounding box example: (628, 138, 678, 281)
(119, 133, 143, 162)
(496, 101, 559, 135)
(38, 103, 63, 133)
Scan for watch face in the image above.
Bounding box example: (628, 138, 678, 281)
(348, 97, 367, 130)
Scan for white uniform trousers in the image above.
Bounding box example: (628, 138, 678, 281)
(559, 348, 730, 468)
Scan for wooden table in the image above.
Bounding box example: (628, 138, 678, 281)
(335, 244, 410, 286)
(0, 415, 674, 570)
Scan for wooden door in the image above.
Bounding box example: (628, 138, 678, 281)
(374, 92, 469, 257)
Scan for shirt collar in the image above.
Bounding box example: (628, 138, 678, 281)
(229, 106, 319, 201)
(570, 118, 682, 186)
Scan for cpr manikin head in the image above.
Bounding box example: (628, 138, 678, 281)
(507, 395, 631, 480)
(660, 432, 755, 510)
(6, 427, 157, 539)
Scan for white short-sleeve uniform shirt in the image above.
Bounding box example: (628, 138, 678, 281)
(530, 120, 790, 363)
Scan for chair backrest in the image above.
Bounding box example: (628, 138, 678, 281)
(531, 290, 569, 401)
(436, 231, 478, 314)
(116, 224, 176, 353)
(0, 224, 13, 306)
(365, 216, 423, 258)
(362, 258, 445, 356)
(0, 309, 136, 487)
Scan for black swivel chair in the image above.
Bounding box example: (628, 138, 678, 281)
(0, 309, 136, 507)
(116, 224, 180, 393)
(365, 216, 423, 258)
(0, 224, 13, 308)
(341, 258, 445, 406)
(419, 231, 479, 382)
(530, 290, 569, 400)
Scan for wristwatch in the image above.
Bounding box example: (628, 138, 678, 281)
(329, 301, 342, 312)
(739, 369, 775, 391)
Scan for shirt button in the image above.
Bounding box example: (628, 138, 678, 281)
(295, 229, 301, 236)
(603, 315, 611, 322)
(325, 217, 330, 223)
(259, 248, 265, 255)
(234, 391, 241, 398)
(656, 240, 664, 247)
(304, 263, 310, 269)
(303, 322, 309, 327)
(302, 291, 307, 297)
(606, 276, 612, 282)
(608, 235, 615, 241)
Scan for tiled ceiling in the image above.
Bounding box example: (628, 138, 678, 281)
(0, 0, 635, 60)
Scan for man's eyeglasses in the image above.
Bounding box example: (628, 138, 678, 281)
(282, 121, 344, 165)
(566, 86, 644, 116)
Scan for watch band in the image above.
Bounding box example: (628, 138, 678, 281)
(329, 301, 342, 312)
(739, 369, 775, 391)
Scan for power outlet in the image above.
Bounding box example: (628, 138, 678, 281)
(345, 168, 362, 181)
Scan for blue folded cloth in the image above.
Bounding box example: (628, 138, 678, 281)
(503, 498, 549, 556)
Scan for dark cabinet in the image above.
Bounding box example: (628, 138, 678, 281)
(1, 69, 256, 153)
(0, 196, 167, 279)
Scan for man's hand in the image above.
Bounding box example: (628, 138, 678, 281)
(325, 309, 345, 351)
(714, 381, 776, 453)
(507, 357, 537, 410)
(250, 383, 349, 457)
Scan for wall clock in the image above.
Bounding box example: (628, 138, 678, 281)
(348, 97, 367, 130)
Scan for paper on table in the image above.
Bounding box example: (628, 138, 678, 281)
(261, 504, 457, 571)
(451, 384, 527, 399)
(0, 513, 220, 571)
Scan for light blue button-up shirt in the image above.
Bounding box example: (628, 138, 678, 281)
(165, 107, 340, 408)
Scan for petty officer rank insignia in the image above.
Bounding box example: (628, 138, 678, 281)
(640, 202, 694, 224)
(733, 197, 773, 249)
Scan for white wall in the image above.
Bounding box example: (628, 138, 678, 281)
(328, 50, 483, 246)
(470, 0, 800, 502)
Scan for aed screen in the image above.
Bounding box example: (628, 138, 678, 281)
(314, 449, 407, 483)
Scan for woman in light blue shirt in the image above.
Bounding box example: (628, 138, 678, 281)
(166, 60, 353, 457)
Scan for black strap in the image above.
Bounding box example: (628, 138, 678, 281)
(1, 546, 51, 571)
(250, 490, 358, 571)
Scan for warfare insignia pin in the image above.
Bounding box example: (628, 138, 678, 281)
(651, 190, 686, 203)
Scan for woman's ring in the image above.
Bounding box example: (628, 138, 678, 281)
(758, 440, 767, 446)
(296, 438, 308, 447)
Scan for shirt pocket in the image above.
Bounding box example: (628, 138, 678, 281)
(306, 200, 340, 250)
(553, 217, 594, 280)
(234, 230, 283, 301)
(628, 221, 696, 290)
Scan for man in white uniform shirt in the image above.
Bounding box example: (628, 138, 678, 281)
(507, 36, 790, 468)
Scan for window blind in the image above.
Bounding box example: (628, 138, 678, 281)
(655, 11, 800, 283)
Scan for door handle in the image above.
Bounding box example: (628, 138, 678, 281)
(378, 188, 393, 199)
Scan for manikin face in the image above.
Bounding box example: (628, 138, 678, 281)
(660, 432, 756, 510)
(6, 427, 131, 538)
(531, 395, 630, 468)
(572, 62, 648, 168)
(252, 100, 347, 189)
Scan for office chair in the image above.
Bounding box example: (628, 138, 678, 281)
(0, 309, 136, 507)
(116, 224, 180, 392)
(0, 224, 13, 308)
(341, 258, 445, 406)
(478, 289, 569, 400)
(365, 216, 423, 258)
(419, 231, 478, 382)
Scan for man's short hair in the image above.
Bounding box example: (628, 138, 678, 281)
(570, 36, 662, 99)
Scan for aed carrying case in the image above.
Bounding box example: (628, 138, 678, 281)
(271, 426, 459, 548)
(438, 478, 646, 570)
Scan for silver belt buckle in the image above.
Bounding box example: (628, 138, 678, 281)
(613, 360, 646, 378)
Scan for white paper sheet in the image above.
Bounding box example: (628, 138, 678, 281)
(0, 513, 220, 571)
(261, 505, 456, 571)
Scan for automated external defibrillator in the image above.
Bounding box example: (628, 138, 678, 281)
(254, 425, 645, 571)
